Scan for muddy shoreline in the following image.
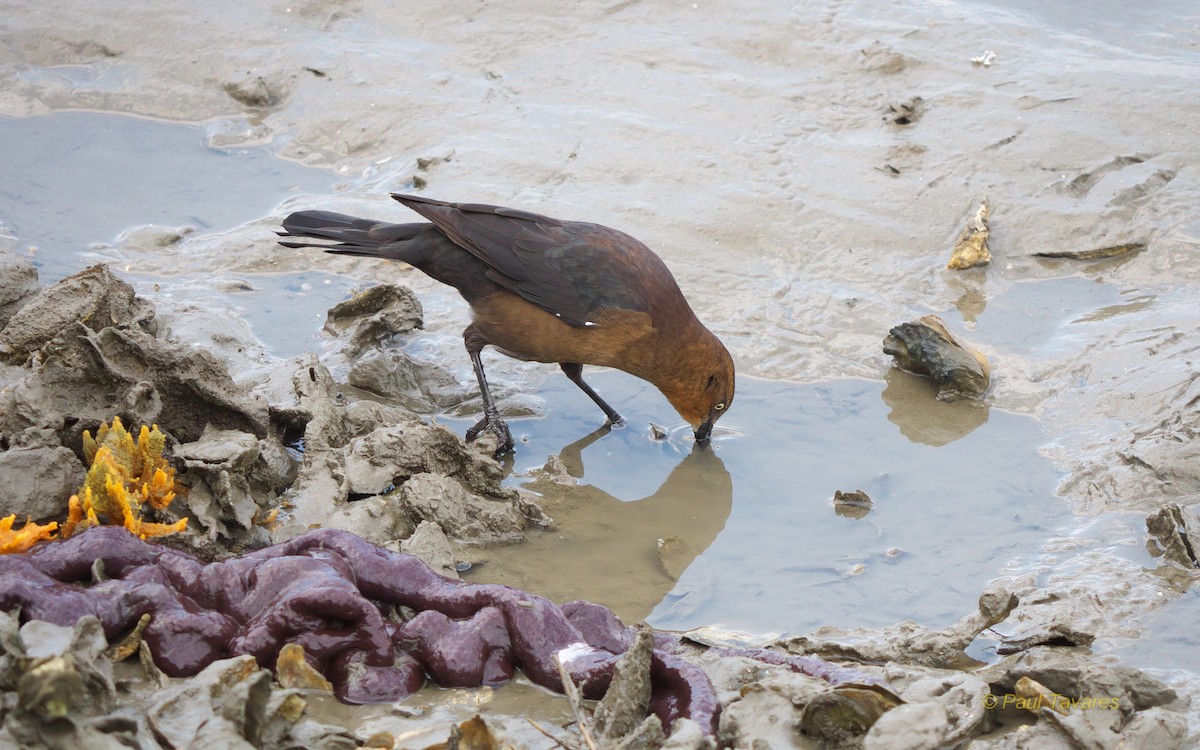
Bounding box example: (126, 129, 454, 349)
(2, 0, 1200, 746)
(1, 257, 1190, 748)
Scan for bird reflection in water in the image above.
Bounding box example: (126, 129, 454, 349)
(463, 423, 734, 625)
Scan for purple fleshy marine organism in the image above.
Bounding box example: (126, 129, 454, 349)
(0, 526, 719, 735)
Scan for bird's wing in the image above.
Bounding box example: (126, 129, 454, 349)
(393, 194, 682, 327)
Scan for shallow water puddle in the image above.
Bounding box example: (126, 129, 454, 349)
(1114, 584, 1200, 674)
(451, 370, 1066, 638)
(0, 111, 331, 281)
(304, 679, 574, 748)
(969, 276, 1127, 353)
(162, 272, 368, 359)
(961, 0, 1200, 56)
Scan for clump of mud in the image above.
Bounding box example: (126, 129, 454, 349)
(700, 584, 1186, 749)
(0, 254, 544, 554)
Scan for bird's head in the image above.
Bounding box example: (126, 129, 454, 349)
(661, 337, 735, 443)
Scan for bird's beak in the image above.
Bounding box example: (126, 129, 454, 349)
(694, 417, 714, 443)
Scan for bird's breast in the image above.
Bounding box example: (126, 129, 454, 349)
(468, 292, 658, 373)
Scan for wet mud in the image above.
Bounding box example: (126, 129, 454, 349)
(2, 0, 1200, 746)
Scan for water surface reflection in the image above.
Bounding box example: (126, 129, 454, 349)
(451, 372, 1065, 637)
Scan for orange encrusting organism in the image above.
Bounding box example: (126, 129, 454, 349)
(0, 515, 59, 554)
(2, 416, 187, 553)
(63, 416, 187, 540)
(81, 416, 178, 511)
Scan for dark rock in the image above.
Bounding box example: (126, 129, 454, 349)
(883, 315, 990, 401)
(833, 489, 873, 519)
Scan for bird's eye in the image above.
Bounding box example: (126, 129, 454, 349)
(714, 402, 726, 411)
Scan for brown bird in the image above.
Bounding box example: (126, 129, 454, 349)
(279, 194, 734, 453)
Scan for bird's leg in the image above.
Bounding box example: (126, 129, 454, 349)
(464, 329, 514, 454)
(560, 363, 625, 427)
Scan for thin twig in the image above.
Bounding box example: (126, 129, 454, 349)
(554, 655, 598, 750)
(526, 718, 573, 749)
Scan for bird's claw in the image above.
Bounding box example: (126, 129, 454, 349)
(466, 411, 514, 456)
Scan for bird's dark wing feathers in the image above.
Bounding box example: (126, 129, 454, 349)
(393, 194, 679, 327)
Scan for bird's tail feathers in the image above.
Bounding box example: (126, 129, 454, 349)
(277, 210, 424, 258)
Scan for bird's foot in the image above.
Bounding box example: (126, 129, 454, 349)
(466, 411, 514, 456)
(606, 415, 627, 429)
